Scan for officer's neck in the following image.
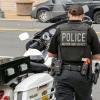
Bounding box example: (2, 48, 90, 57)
(69, 16, 82, 21)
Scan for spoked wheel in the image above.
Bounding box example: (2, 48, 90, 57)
(94, 11, 100, 24)
(37, 10, 51, 23)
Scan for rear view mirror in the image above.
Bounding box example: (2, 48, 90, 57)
(82, 5, 89, 13)
(19, 32, 30, 41)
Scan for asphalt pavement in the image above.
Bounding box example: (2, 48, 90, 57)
(0, 19, 99, 100)
(0, 20, 52, 31)
(0, 20, 53, 56)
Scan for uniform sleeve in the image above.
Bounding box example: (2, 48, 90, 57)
(88, 28, 100, 55)
(48, 28, 60, 54)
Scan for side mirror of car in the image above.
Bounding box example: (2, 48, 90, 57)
(82, 5, 89, 13)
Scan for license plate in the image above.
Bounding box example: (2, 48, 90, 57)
(42, 95, 48, 100)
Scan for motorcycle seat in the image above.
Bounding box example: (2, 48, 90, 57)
(30, 55, 44, 63)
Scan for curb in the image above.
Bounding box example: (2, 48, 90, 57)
(0, 27, 42, 32)
(0, 18, 34, 22)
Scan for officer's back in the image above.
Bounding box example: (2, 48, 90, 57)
(45, 4, 100, 100)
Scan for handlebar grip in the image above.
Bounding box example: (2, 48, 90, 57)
(26, 39, 40, 50)
(29, 42, 38, 49)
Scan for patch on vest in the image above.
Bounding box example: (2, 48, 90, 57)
(61, 31, 87, 46)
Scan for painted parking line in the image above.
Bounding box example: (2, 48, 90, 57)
(0, 28, 42, 32)
(0, 27, 100, 34)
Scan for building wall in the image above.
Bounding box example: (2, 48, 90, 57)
(0, 0, 47, 11)
(0, 0, 16, 11)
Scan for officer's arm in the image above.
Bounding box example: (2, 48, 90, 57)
(88, 28, 100, 60)
(45, 27, 59, 67)
(44, 52, 57, 68)
(48, 52, 57, 57)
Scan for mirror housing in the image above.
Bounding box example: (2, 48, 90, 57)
(19, 32, 30, 41)
(82, 5, 89, 13)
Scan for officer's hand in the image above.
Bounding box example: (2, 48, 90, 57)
(44, 57, 54, 68)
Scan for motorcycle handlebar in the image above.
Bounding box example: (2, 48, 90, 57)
(29, 42, 38, 49)
(26, 38, 46, 51)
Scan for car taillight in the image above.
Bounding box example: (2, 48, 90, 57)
(0, 90, 4, 99)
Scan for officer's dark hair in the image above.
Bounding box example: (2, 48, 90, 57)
(68, 5, 84, 16)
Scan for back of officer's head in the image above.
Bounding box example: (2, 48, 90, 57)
(68, 5, 84, 16)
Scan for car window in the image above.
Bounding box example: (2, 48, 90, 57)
(72, 0, 90, 2)
(62, 0, 72, 3)
(55, 0, 62, 4)
(61, 0, 91, 4)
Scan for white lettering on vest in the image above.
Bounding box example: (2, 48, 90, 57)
(61, 32, 86, 43)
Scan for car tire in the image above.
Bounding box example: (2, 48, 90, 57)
(94, 11, 100, 24)
(37, 10, 51, 23)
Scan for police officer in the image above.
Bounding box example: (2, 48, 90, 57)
(45, 5, 100, 100)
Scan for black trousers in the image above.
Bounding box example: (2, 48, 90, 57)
(55, 69, 92, 100)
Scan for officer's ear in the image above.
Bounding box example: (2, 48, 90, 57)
(82, 14, 85, 18)
(67, 12, 69, 18)
(80, 14, 84, 21)
(67, 12, 71, 18)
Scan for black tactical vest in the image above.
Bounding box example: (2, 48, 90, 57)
(59, 22, 91, 62)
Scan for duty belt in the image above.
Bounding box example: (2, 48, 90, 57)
(63, 64, 81, 72)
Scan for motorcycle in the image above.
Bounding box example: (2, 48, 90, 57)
(0, 20, 57, 100)
(0, 19, 59, 99)
(0, 29, 55, 100)
(0, 54, 55, 100)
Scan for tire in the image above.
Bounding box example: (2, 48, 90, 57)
(94, 11, 100, 24)
(37, 10, 51, 23)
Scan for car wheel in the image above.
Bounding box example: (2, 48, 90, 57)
(94, 11, 100, 24)
(37, 10, 51, 22)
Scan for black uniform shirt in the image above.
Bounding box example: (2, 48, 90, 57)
(48, 20, 100, 55)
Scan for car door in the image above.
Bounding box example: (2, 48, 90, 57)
(50, 0, 67, 19)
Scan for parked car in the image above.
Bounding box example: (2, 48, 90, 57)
(31, 0, 100, 23)
(0, 8, 5, 18)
